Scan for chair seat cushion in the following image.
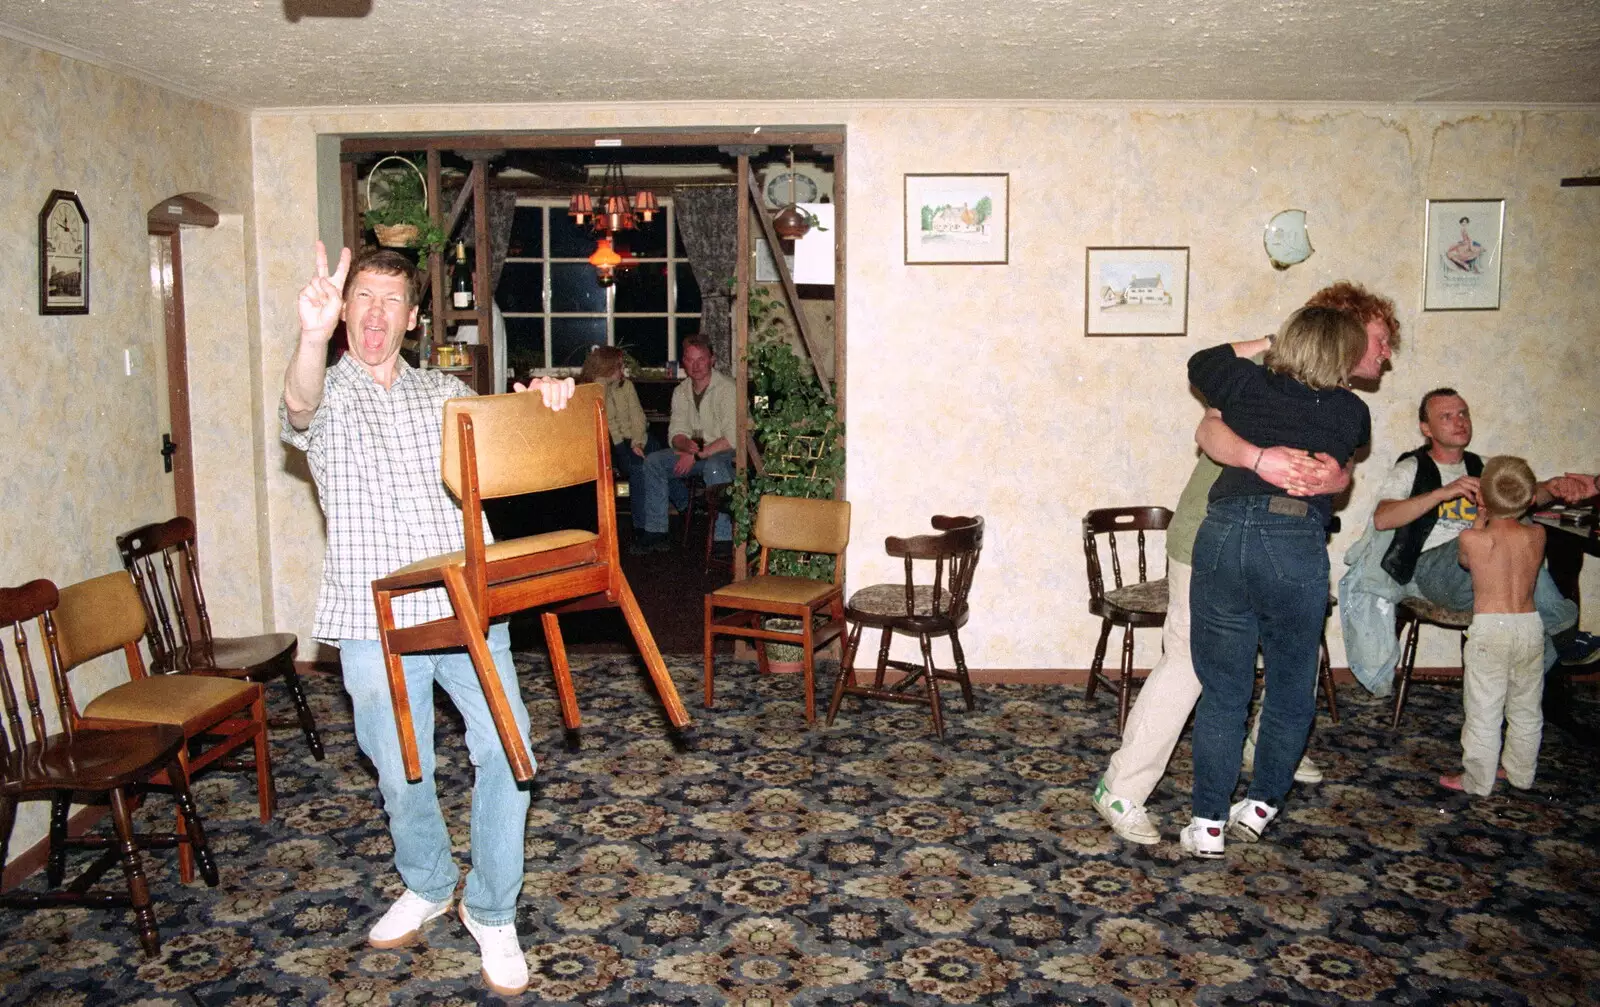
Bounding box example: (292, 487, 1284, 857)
(1104, 578, 1168, 615)
(711, 575, 839, 607)
(83, 674, 257, 728)
(847, 583, 952, 619)
(390, 529, 598, 576)
(1399, 597, 1473, 628)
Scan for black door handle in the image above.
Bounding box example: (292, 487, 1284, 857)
(160, 433, 178, 473)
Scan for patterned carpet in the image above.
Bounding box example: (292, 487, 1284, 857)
(2, 654, 1598, 1006)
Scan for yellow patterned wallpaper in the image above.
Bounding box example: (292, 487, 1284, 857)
(252, 101, 1600, 672)
(0, 37, 253, 862)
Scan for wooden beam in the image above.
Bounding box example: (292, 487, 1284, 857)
(471, 152, 494, 390)
(426, 149, 444, 363)
(340, 127, 844, 156)
(1560, 176, 1600, 187)
(443, 161, 480, 243)
(745, 175, 833, 405)
(734, 153, 751, 583)
(834, 142, 847, 503)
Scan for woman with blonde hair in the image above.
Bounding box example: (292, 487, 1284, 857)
(580, 346, 653, 490)
(1181, 306, 1371, 858)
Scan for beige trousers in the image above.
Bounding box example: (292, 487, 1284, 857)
(1101, 560, 1200, 805)
(1460, 611, 1545, 795)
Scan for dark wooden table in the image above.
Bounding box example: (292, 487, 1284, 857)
(1532, 505, 1600, 748)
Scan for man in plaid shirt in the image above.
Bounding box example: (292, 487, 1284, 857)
(282, 242, 571, 996)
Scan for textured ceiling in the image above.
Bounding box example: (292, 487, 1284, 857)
(2, 0, 1598, 109)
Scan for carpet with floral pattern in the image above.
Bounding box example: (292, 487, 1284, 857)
(1, 656, 1597, 1006)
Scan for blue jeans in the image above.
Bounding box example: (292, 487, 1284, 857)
(615, 433, 665, 530)
(638, 447, 734, 539)
(339, 622, 531, 926)
(1412, 538, 1575, 673)
(1190, 496, 1329, 821)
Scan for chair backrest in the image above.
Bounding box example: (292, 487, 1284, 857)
(117, 516, 211, 674)
(885, 515, 985, 622)
(52, 572, 150, 696)
(1082, 506, 1173, 603)
(0, 579, 75, 756)
(753, 495, 852, 567)
(441, 383, 606, 501)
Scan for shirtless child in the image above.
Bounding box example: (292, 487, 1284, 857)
(1441, 456, 1547, 795)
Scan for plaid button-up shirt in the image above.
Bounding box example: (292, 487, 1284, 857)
(280, 354, 488, 642)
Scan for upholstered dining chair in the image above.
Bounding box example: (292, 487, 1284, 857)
(0, 579, 219, 956)
(1083, 506, 1173, 734)
(371, 383, 689, 784)
(825, 515, 984, 738)
(704, 495, 851, 726)
(117, 515, 323, 760)
(1390, 597, 1472, 729)
(50, 571, 272, 884)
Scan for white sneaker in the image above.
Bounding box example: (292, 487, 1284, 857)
(1092, 778, 1160, 845)
(459, 904, 529, 996)
(1180, 817, 1226, 859)
(1228, 798, 1279, 843)
(368, 890, 453, 948)
(1241, 737, 1324, 784)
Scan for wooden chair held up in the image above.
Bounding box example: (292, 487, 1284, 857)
(826, 515, 984, 738)
(117, 515, 323, 760)
(371, 383, 689, 784)
(0, 579, 218, 955)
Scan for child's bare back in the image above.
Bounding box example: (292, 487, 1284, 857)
(1458, 517, 1545, 615)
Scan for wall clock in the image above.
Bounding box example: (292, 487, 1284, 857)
(1263, 209, 1313, 270)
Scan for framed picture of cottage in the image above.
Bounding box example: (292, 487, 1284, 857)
(39, 189, 89, 315)
(904, 173, 1009, 265)
(1084, 246, 1189, 336)
(1423, 198, 1504, 311)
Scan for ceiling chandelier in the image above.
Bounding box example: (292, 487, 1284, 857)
(570, 162, 657, 286)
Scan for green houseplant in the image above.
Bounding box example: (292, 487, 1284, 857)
(362, 155, 447, 259)
(730, 285, 845, 586)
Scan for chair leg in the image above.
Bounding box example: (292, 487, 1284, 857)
(1117, 624, 1136, 735)
(279, 660, 326, 760)
(1318, 629, 1339, 724)
(167, 757, 219, 887)
(1086, 618, 1112, 701)
(108, 786, 160, 957)
(826, 622, 865, 726)
(704, 596, 717, 710)
(374, 590, 422, 783)
(1391, 617, 1422, 730)
(615, 574, 690, 729)
(173, 748, 196, 885)
(874, 628, 893, 688)
(251, 690, 276, 822)
(0, 793, 14, 879)
(801, 617, 817, 726)
(542, 611, 581, 730)
(442, 570, 536, 784)
(46, 791, 70, 887)
(919, 633, 945, 738)
(949, 628, 975, 711)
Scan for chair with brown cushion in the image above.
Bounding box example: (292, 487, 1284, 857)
(0, 579, 219, 956)
(48, 571, 270, 884)
(371, 383, 689, 784)
(117, 516, 323, 761)
(704, 495, 852, 726)
(1083, 506, 1173, 734)
(825, 516, 984, 738)
(1391, 597, 1472, 729)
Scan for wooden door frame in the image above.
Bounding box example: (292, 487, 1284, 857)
(147, 195, 220, 525)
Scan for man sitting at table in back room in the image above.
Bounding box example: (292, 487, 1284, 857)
(632, 334, 736, 555)
(1339, 387, 1599, 697)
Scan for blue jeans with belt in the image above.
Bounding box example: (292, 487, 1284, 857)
(339, 622, 532, 926)
(1190, 496, 1329, 821)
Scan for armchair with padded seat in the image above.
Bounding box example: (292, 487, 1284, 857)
(704, 495, 851, 726)
(117, 515, 323, 761)
(825, 515, 984, 738)
(0, 578, 220, 956)
(371, 383, 690, 784)
(49, 571, 271, 884)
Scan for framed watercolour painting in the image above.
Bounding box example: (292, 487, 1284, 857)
(904, 173, 1009, 265)
(1084, 246, 1189, 336)
(1423, 198, 1503, 311)
(39, 189, 89, 315)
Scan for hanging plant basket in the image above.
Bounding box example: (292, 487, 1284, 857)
(363, 155, 446, 256)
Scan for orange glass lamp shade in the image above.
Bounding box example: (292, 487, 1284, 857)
(589, 237, 622, 287)
(633, 190, 659, 223)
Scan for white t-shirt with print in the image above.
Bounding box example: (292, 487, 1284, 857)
(1377, 455, 1477, 554)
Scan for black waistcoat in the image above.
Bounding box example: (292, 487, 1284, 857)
(1379, 446, 1483, 584)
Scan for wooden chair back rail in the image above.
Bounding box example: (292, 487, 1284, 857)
(1083, 506, 1172, 600)
(0, 580, 68, 750)
(376, 385, 687, 785)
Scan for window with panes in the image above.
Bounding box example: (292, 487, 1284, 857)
(497, 198, 703, 375)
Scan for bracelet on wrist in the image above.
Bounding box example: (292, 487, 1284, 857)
(1253, 448, 1265, 473)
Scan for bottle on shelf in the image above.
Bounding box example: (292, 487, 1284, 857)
(451, 240, 474, 310)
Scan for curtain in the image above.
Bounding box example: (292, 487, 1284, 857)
(672, 186, 739, 372)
